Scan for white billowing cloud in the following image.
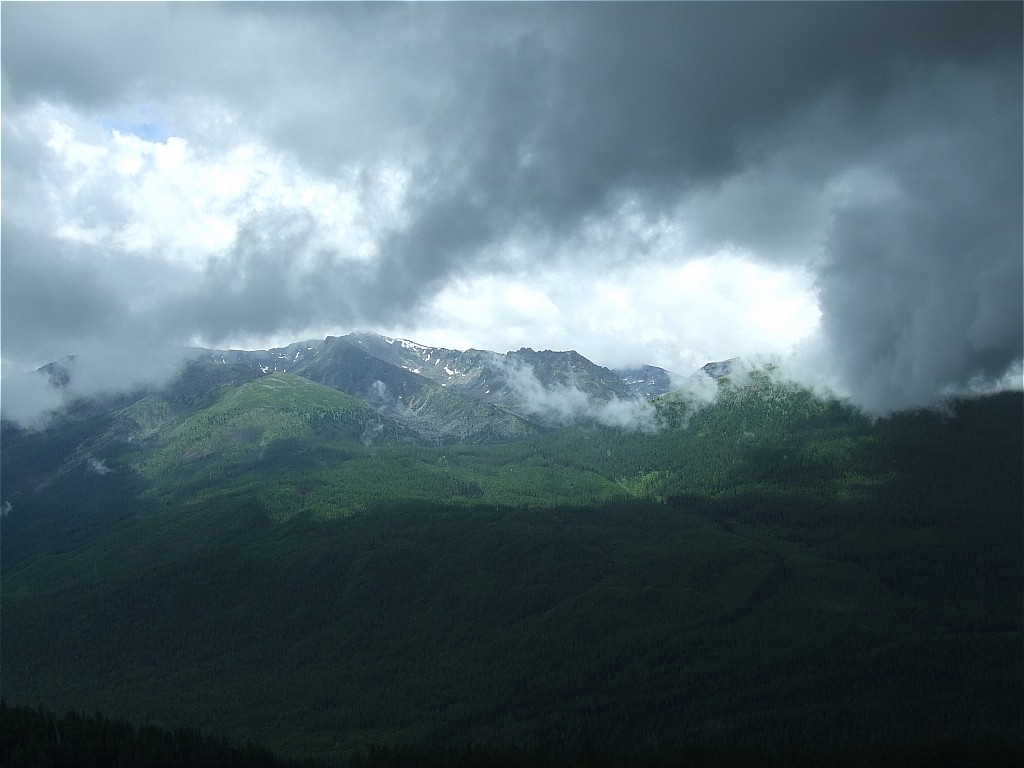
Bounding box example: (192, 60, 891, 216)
(592, 397, 661, 433)
(0, 371, 65, 429)
(498, 355, 660, 432)
(962, 360, 1024, 398)
(411, 253, 820, 376)
(0, 344, 196, 430)
(501, 358, 590, 422)
(11, 102, 412, 271)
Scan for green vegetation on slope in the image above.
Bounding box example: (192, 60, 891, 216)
(137, 373, 412, 477)
(1, 379, 1020, 765)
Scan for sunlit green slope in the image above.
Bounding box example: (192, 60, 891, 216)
(132, 373, 412, 484)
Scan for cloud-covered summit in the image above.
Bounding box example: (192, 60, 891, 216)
(2, 2, 1020, 417)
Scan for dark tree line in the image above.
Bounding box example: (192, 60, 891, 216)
(0, 701, 319, 768)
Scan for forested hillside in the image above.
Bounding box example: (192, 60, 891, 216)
(1, 374, 1021, 765)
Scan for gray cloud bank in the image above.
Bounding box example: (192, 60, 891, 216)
(2, 2, 1020, 421)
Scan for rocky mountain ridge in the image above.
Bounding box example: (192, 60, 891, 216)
(196, 332, 680, 399)
(8, 332, 726, 445)
(184, 331, 687, 441)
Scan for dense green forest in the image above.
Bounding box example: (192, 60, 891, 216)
(1, 375, 1021, 765)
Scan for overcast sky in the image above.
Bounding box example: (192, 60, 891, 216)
(2, 1, 1021, 416)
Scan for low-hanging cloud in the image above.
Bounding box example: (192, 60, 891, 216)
(1, 2, 1020, 420)
(1, 370, 66, 429)
(87, 457, 111, 476)
(0, 344, 196, 430)
(500, 357, 659, 432)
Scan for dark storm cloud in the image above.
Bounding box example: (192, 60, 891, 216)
(376, 2, 1018, 229)
(815, 59, 1024, 413)
(8, 3, 1012, 208)
(0, 225, 121, 355)
(332, 1, 1022, 341)
(164, 208, 375, 342)
(1, 2, 1021, 417)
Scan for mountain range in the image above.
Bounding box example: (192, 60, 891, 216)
(197, 332, 681, 430)
(20, 332, 690, 446)
(196, 332, 676, 398)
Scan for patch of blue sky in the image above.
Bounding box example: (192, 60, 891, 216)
(102, 105, 172, 143)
